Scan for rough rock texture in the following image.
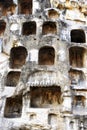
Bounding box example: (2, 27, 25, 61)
(0, 0, 87, 130)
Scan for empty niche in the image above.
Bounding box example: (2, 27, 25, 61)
(30, 86, 63, 108)
(5, 71, 21, 87)
(0, 20, 6, 36)
(18, 0, 32, 15)
(0, 0, 16, 16)
(70, 121, 74, 129)
(42, 21, 57, 35)
(22, 21, 36, 35)
(83, 118, 87, 128)
(69, 46, 85, 68)
(48, 9, 59, 19)
(48, 114, 57, 125)
(10, 46, 27, 68)
(4, 95, 22, 118)
(30, 113, 36, 120)
(71, 29, 86, 43)
(39, 46, 55, 65)
(73, 95, 86, 107)
(69, 69, 85, 85)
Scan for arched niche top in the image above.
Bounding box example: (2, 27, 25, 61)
(48, 9, 60, 19)
(0, 20, 6, 35)
(42, 21, 57, 35)
(71, 29, 86, 43)
(10, 46, 27, 68)
(5, 71, 21, 87)
(18, 0, 32, 14)
(0, 0, 16, 16)
(69, 46, 86, 68)
(39, 46, 55, 65)
(22, 21, 36, 35)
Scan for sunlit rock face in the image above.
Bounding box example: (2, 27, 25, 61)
(0, 0, 87, 130)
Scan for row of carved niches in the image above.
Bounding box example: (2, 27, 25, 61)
(30, 86, 63, 108)
(9, 45, 55, 69)
(22, 22, 86, 44)
(5, 71, 21, 87)
(4, 95, 22, 118)
(22, 21, 57, 36)
(0, 0, 86, 17)
(0, 0, 16, 16)
(9, 46, 27, 69)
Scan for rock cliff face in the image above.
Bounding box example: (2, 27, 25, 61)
(0, 0, 87, 130)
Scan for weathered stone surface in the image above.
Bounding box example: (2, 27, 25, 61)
(0, 0, 87, 130)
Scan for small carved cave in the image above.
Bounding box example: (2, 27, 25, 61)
(30, 113, 36, 120)
(5, 71, 21, 87)
(0, 20, 6, 35)
(22, 21, 36, 35)
(73, 95, 86, 107)
(0, 0, 16, 16)
(69, 47, 85, 68)
(30, 86, 63, 108)
(4, 95, 22, 118)
(10, 46, 27, 68)
(71, 29, 86, 43)
(39, 46, 55, 65)
(18, 0, 32, 14)
(48, 9, 59, 19)
(42, 21, 57, 35)
(48, 114, 57, 125)
(69, 69, 85, 85)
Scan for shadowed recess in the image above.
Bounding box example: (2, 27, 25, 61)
(4, 95, 22, 118)
(30, 86, 63, 108)
(22, 21, 36, 35)
(39, 46, 55, 65)
(18, 0, 32, 14)
(71, 29, 86, 43)
(0, 20, 6, 35)
(42, 21, 57, 35)
(5, 71, 21, 87)
(69, 46, 85, 68)
(0, 0, 16, 16)
(10, 46, 27, 68)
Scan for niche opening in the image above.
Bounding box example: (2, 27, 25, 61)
(18, 0, 32, 15)
(71, 29, 86, 43)
(69, 47, 85, 68)
(30, 86, 63, 108)
(5, 71, 21, 87)
(39, 46, 55, 65)
(10, 46, 27, 68)
(22, 21, 36, 35)
(4, 95, 22, 118)
(42, 21, 57, 35)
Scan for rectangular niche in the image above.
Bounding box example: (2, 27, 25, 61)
(30, 86, 62, 108)
(4, 95, 22, 118)
(18, 0, 32, 15)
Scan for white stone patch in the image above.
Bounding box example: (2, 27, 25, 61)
(58, 50, 66, 61)
(28, 49, 38, 63)
(10, 23, 19, 31)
